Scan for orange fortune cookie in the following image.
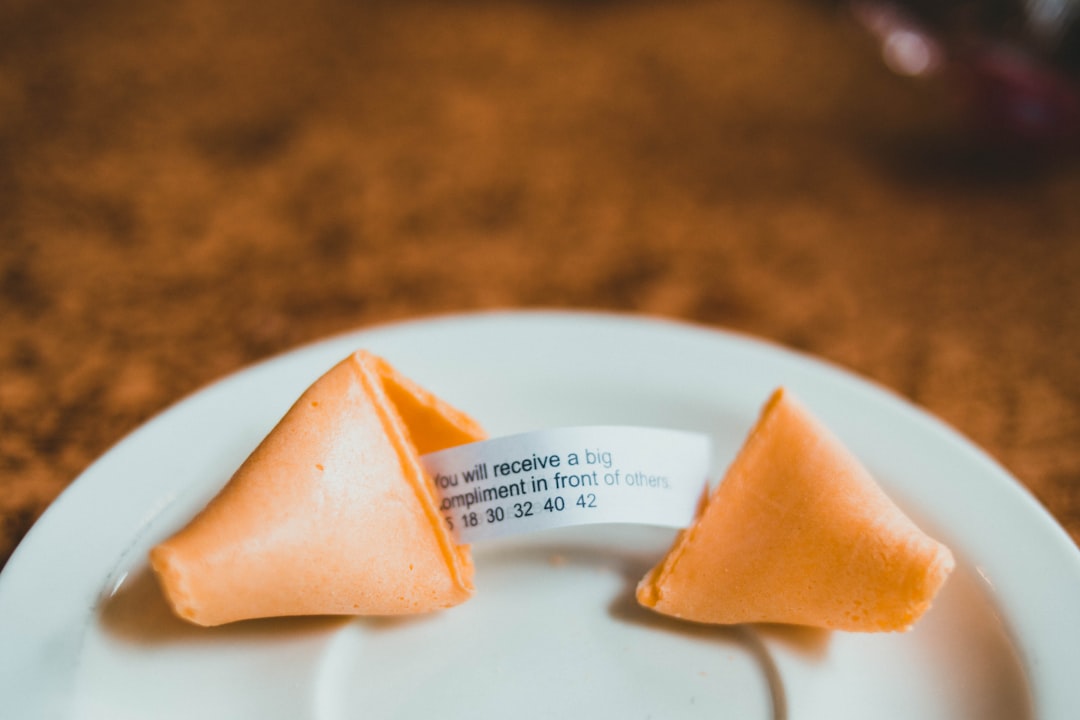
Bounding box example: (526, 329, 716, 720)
(150, 351, 485, 626)
(637, 388, 954, 632)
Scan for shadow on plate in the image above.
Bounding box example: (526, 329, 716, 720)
(481, 539, 837, 720)
(96, 565, 404, 645)
(98, 537, 844, 720)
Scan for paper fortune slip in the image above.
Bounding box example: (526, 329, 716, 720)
(421, 426, 712, 543)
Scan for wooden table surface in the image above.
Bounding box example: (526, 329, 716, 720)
(2, 0, 1079, 573)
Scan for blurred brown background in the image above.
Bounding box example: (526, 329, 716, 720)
(2, 0, 1078, 570)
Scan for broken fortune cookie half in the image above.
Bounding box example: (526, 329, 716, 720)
(150, 351, 486, 627)
(636, 388, 954, 632)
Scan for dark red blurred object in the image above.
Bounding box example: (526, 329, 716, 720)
(853, 0, 1080, 146)
(957, 44, 1080, 144)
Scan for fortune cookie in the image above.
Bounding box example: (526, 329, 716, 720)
(637, 388, 954, 632)
(150, 351, 485, 626)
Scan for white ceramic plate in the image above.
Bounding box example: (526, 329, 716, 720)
(2, 311, 1079, 719)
